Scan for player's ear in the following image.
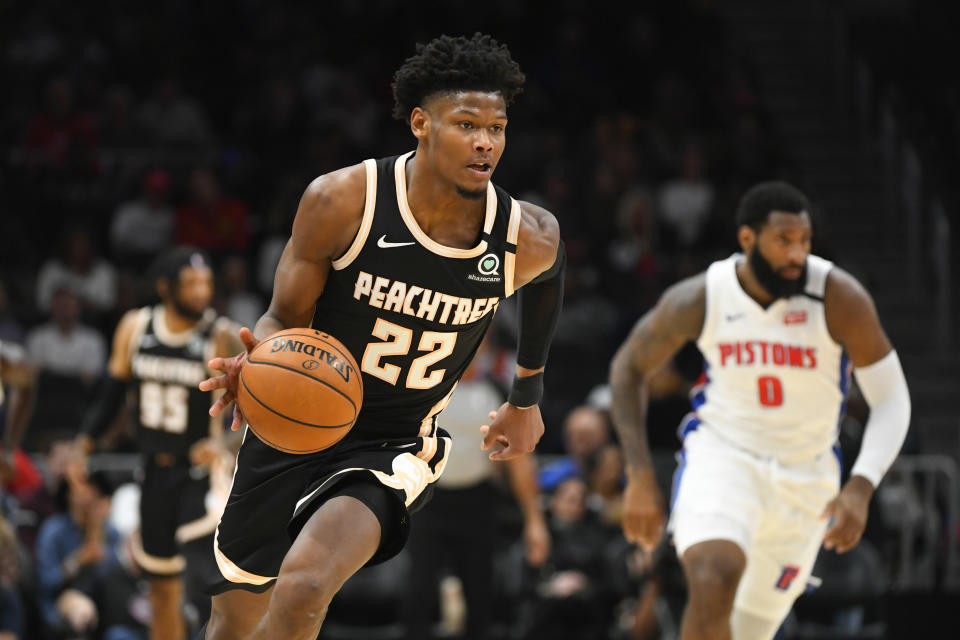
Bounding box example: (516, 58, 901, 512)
(737, 225, 756, 253)
(410, 107, 430, 140)
(156, 277, 170, 300)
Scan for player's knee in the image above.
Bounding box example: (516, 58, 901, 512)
(273, 565, 339, 616)
(683, 546, 744, 603)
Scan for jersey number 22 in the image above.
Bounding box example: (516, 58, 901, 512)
(361, 318, 456, 389)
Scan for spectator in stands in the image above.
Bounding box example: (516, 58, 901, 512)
(136, 76, 213, 148)
(215, 255, 263, 332)
(175, 168, 250, 256)
(585, 443, 626, 529)
(35, 470, 120, 638)
(21, 77, 98, 173)
(518, 477, 620, 640)
(35, 229, 117, 317)
(97, 85, 144, 150)
(539, 405, 612, 492)
(26, 286, 105, 385)
(109, 169, 175, 266)
(657, 141, 715, 249)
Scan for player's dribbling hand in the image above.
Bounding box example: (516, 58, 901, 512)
(199, 327, 260, 431)
(622, 466, 665, 552)
(480, 402, 544, 461)
(821, 475, 873, 553)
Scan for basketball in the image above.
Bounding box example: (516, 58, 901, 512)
(236, 328, 363, 454)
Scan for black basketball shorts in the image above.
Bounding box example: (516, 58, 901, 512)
(208, 426, 451, 594)
(133, 458, 223, 578)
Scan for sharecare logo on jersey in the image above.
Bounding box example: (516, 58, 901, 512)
(478, 253, 499, 275)
(469, 253, 502, 283)
(352, 271, 500, 326)
(718, 341, 817, 369)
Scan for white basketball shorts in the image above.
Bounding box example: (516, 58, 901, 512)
(668, 424, 841, 622)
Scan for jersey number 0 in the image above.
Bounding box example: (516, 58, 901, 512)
(361, 318, 457, 389)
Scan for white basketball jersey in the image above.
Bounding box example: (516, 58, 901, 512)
(688, 253, 851, 464)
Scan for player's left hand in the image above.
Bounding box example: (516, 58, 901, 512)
(200, 327, 260, 431)
(821, 475, 874, 553)
(480, 402, 544, 461)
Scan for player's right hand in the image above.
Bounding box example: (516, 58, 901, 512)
(199, 327, 259, 431)
(622, 466, 665, 552)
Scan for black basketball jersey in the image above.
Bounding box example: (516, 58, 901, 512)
(311, 152, 523, 441)
(126, 306, 220, 456)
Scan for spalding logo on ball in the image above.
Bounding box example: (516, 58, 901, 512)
(236, 328, 363, 454)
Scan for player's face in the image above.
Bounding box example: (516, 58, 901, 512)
(743, 211, 812, 298)
(171, 265, 213, 320)
(416, 91, 507, 199)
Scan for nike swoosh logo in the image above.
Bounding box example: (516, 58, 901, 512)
(377, 235, 415, 249)
(725, 313, 745, 322)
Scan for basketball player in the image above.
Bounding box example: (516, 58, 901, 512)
(75, 247, 241, 640)
(197, 33, 565, 639)
(608, 181, 911, 640)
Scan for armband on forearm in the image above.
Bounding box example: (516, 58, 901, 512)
(508, 372, 544, 409)
(516, 240, 565, 370)
(850, 350, 911, 488)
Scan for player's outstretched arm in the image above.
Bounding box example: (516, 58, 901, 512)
(821, 268, 910, 553)
(481, 202, 560, 460)
(199, 164, 368, 430)
(609, 274, 705, 549)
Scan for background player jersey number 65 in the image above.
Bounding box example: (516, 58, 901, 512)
(361, 317, 457, 389)
(139, 381, 189, 433)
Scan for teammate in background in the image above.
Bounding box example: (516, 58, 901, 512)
(75, 247, 241, 640)
(608, 181, 910, 640)
(0, 339, 36, 484)
(198, 33, 564, 640)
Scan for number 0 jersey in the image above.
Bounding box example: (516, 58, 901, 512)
(688, 253, 851, 464)
(311, 152, 522, 441)
(125, 306, 222, 457)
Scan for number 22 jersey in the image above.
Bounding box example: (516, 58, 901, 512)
(311, 152, 522, 441)
(688, 253, 850, 464)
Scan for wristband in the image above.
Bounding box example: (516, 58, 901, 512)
(508, 372, 544, 409)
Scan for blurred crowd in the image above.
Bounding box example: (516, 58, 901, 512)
(0, 1, 924, 639)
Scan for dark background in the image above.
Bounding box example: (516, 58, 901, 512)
(1, 0, 958, 638)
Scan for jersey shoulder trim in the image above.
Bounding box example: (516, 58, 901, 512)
(394, 150, 497, 259)
(332, 159, 378, 271)
(503, 198, 523, 298)
(804, 255, 834, 300)
(127, 307, 153, 369)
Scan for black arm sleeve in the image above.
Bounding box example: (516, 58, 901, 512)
(515, 239, 566, 370)
(78, 375, 127, 438)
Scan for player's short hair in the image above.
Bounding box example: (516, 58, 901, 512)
(735, 181, 811, 231)
(149, 245, 212, 289)
(391, 32, 525, 121)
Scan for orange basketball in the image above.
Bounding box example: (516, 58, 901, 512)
(236, 328, 363, 454)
